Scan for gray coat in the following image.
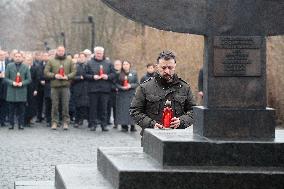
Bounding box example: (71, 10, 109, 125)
(115, 70, 139, 125)
(130, 74, 196, 135)
(5, 63, 31, 102)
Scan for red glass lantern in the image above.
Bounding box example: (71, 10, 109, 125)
(59, 65, 64, 76)
(99, 65, 104, 76)
(15, 72, 22, 83)
(123, 75, 129, 87)
(162, 100, 174, 128)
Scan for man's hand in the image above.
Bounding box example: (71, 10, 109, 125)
(33, 91, 38, 96)
(122, 84, 131, 90)
(55, 74, 63, 80)
(13, 82, 18, 87)
(101, 74, 108, 80)
(80, 75, 84, 80)
(40, 80, 45, 85)
(154, 123, 164, 129)
(93, 75, 101, 80)
(198, 91, 203, 97)
(170, 117, 180, 129)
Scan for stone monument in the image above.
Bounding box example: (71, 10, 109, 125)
(52, 1, 284, 189)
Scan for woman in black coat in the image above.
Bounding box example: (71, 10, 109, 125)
(72, 53, 89, 127)
(115, 60, 139, 132)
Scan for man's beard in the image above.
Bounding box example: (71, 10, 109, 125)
(14, 60, 22, 64)
(162, 74, 174, 83)
(56, 54, 66, 60)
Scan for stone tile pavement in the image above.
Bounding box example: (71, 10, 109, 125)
(0, 123, 141, 189)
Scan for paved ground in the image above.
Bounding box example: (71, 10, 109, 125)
(0, 122, 141, 189)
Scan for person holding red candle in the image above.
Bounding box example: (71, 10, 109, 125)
(85, 46, 115, 132)
(115, 60, 139, 132)
(5, 51, 31, 130)
(130, 50, 196, 136)
(44, 46, 76, 130)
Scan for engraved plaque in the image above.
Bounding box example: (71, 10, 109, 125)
(214, 36, 262, 77)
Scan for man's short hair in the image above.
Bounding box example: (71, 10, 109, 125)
(157, 50, 176, 64)
(146, 63, 154, 68)
(14, 51, 24, 56)
(79, 52, 87, 57)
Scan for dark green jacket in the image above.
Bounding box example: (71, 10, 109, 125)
(130, 74, 196, 135)
(5, 62, 31, 102)
(44, 56, 76, 88)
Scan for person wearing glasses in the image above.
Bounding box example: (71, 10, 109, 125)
(130, 50, 196, 136)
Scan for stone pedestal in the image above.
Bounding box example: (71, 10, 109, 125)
(53, 129, 284, 189)
(193, 106, 275, 139)
(94, 129, 284, 189)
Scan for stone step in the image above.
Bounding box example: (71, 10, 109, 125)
(55, 164, 113, 189)
(142, 128, 284, 167)
(14, 181, 54, 189)
(98, 147, 284, 189)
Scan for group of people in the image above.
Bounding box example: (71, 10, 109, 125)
(0, 46, 145, 132)
(0, 46, 197, 137)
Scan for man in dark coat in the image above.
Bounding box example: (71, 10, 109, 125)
(0, 50, 9, 127)
(73, 52, 89, 127)
(5, 51, 31, 130)
(41, 52, 52, 127)
(85, 46, 115, 132)
(130, 50, 196, 136)
(23, 55, 39, 127)
(108, 59, 122, 128)
(34, 51, 45, 123)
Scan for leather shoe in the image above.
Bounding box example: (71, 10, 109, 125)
(8, 125, 14, 130)
(102, 127, 109, 132)
(130, 125, 137, 132)
(18, 125, 24, 130)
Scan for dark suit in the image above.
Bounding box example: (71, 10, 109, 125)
(0, 60, 8, 126)
(85, 58, 115, 129)
(35, 61, 45, 121)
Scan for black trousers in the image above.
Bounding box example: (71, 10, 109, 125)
(89, 92, 110, 127)
(36, 89, 44, 120)
(75, 106, 88, 124)
(0, 99, 7, 125)
(108, 92, 117, 125)
(45, 97, 52, 124)
(9, 102, 25, 126)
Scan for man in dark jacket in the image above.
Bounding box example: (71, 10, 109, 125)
(33, 51, 45, 123)
(130, 50, 196, 136)
(5, 51, 31, 130)
(0, 50, 8, 127)
(85, 46, 115, 131)
(41, 52, 52, 127)
(73, 52, 89, 127)
(140, 63, 155, 84)
(23, 55, 39, 127)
